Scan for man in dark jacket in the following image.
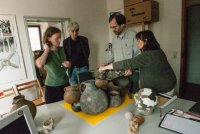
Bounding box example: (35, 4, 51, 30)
(63, 21, 90, 85)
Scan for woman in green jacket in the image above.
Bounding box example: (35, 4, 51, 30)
(99, 30, 176, 94)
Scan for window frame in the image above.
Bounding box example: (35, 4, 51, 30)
(28, 25, 43, 51)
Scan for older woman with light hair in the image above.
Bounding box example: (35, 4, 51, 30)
(63, 21, 90, 85)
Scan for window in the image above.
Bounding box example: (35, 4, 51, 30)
(28, 25, 42, 51)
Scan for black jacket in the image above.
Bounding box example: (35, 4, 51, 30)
(63, 36, 90, 76)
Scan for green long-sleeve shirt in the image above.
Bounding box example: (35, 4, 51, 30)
(44, 47, 68, 86)
(113, 49, 177, 93)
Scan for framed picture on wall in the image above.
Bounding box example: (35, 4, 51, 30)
(0, 15, 26, 84)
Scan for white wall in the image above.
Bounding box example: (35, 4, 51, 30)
(106, 0, 182, 94)
(0, 0, 109, 114)
(0, 0, 109, 88)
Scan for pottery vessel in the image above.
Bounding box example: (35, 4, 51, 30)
(64, 85, 81, 104)
(10, 95, 37, 119)
(109, 90, 122, 107)
(71, 102, 81, 112)
(134, 88, 158, 115)
(108, 76, 131, 92)
(95, 78, 108, 90)
(80, 80, 108, 114)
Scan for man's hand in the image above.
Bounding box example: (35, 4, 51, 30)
(99, 64, 113, 72)
(124, 69, 133, 76)
(99, 66, 106, 72)
(62, 61, 71, 68)
(100, 63, 108, 67)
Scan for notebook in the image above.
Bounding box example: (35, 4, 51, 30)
(159, 113, 200, 134)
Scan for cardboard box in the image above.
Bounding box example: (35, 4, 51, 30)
(124, 0, 159, 26)
(124, 0, 144, 6)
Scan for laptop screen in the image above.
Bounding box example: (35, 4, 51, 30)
(0, 115, 31, 134)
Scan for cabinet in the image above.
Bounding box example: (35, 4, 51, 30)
(124, 0, 159, 27)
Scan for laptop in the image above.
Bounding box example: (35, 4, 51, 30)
(0, 105, 38, 134)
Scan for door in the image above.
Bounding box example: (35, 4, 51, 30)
(24, 17, 70, 86)
(180, 1, 200, 102)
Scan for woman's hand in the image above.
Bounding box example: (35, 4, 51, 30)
(44, 44, 50, 52)
(124, 69, 133, 76)
(62, 61, 71, 68)
(35, 44, 50, 68)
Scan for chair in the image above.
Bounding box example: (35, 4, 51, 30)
(0, 87, 16, 99)
(15, 79, 45, 106)
(0, 87, 16, 117)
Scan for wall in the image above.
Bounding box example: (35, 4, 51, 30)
(106, 0, 182, 94)
(0, 0, 109, 88)
(0, 0, 109, 114)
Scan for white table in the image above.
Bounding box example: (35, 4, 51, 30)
(34, 98, 195, 134)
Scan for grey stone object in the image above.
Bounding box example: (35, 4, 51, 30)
(80, 80, 108, 115)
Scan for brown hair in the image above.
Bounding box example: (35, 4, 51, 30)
(136, 30, 160, 51)
(43, 26, 61, 47)
(109, 12, 126, 25)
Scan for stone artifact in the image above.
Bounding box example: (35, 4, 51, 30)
(64, 85, 81, 104)
(129, 114, 145, 134)
(95, 78, 108, 90)
(109, 90, 122, 107)
(71, 101, 81, 112)
(134, 88, 158, 115)
(95, 70, 125, 80)
(10, 95, 37, 119)
(43, 118, 54, 131)
(107, 76, 131, 92)
(95, 70, 131, 92)
(80, 80, 108, 114)
(125, 111, 133, 121)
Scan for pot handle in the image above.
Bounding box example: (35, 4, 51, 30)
(79, 83, 86, 93)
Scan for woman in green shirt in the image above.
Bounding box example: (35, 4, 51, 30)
(36, 26, 70, 104)
(99, 30, 177, 94)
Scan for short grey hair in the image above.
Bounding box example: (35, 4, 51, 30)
(68, 21, 80, 31)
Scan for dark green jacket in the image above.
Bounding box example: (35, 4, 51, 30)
(113, 49, 177, 93)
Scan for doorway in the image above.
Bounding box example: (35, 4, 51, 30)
(24, 16, 70, 86)
(180, 1, 200, 102)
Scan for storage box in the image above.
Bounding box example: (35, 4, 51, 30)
(124, 0, 144, 6)
(124, 0, 159, 26)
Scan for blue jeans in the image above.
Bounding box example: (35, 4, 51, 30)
(70, 66, 89, 85)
